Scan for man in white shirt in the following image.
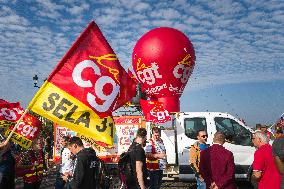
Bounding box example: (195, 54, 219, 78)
(54, 136, 74, 189)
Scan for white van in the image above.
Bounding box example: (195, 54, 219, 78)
(160, 112, 256, 180)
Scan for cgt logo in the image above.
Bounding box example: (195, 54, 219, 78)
(0, 107, 22, 121)
(72, 58, 120, 113)
(16, 122, 38, 138)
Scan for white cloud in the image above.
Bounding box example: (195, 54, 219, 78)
(0, 0, 283, 119)
(67, 3, 90, 15)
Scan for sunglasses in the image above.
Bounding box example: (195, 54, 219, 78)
(201, 135, 208, 138)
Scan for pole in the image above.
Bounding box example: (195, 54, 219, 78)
(4, 108, 29, 144)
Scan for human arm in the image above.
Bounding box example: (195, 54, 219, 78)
(146, 139, 167, 160)
(0, 140, 8, 148)
(252, 171, 262, 181)
(189, 145, 201, 178)
(251, 149, 264, 182)
(210, 182, 219, 189)
(146, 150, 166, 159)
(199, 151, 208, 183)
(136, 160, 146, 189)
(272, 139, 284, 175)
(274, 156, 284, 175)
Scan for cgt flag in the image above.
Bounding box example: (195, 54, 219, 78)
(0, 99, 42, 149)
(0, 100, 23, 129)
(140, 99, 171, 123)
(4, 113, 42, 149)
(28, 21, 137, 146)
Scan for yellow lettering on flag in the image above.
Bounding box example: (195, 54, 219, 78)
(4, 129, 32, 149)
(0, 120, 15, 129)
(28, 82, 114, 146)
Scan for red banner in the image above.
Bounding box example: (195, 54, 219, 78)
(0, 99, 42, 149)
(140, 99, 171, 123)
(45, 21, 137, 118)
(12, 113, 42, 140)
(0, 100, 23, 123)
(28, 21, 137, 146)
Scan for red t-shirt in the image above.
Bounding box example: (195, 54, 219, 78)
(252, 144, 281, 189)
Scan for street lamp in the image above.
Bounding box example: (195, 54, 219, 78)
(33, 74, 40, 88)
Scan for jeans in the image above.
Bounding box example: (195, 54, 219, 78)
(196, 177, 206, 189)
(148, 170, 163, 189)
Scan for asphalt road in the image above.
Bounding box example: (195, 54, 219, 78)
(16, 169, 254, 189)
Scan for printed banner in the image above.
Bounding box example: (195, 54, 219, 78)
(4, 113, 42, 149)
(53, 124, 76, 161)
(28, 21, 137, 146)
(96, 116, 145, 163)
(140, 99, 171, 123)
(53, 124, 106, 161)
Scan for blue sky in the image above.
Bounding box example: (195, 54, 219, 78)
(0, 0, 283, 127)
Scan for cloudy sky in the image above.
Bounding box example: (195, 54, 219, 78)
(0, 0, 283, 127)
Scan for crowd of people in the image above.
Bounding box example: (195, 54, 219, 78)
(0, 123, 284, 189)
(189, 125, 284, 189)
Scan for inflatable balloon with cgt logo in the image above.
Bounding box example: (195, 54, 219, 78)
(132, 27, 196, 112)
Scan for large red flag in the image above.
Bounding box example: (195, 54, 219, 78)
(140, 99, 171, 123)
(28, 21, 137, 146)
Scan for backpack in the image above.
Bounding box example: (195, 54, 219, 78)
(118, 151, 136, 188)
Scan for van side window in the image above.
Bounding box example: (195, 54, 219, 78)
(184, 117, 207, 139)
(214, 117, 251, 146)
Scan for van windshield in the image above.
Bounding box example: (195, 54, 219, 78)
(214, 117, 251, 146)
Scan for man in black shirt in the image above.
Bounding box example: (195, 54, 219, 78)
(64, 137, 98, 189)
(129, 128, 148, 189)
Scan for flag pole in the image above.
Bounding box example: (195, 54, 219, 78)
(4, 108, 29, 144)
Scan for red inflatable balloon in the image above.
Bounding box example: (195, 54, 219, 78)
(132, 27, 195, 112)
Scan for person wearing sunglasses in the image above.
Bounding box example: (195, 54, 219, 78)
(189, 130, 209, 189)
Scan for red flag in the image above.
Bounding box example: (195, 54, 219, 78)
(39, 21, 137, 118)
(28, 21, 136, 146)
(7, 113, 42, 139)
(5, 113, 42, 149)
(140, 99, 171, 123)
(0, 100, 42, 149)
(0, 100, 23, 125)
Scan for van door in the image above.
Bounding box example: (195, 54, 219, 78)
(214, 117, 255, 179)
(177, 116, 211, 180)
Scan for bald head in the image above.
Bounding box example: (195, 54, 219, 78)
(213, 132, 225, 144)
